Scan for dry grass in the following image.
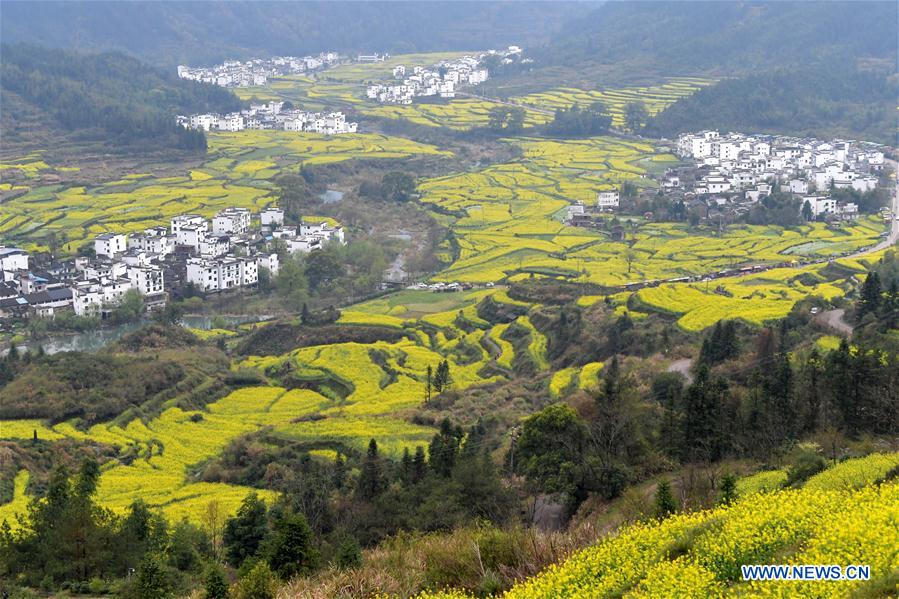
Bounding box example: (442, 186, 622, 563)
(277, 522, 603, 598)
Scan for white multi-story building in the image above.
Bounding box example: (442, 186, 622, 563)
(0, 247, 29, 279)
(171, 215, 208, 235)
(596, 191, 620, 210)
(260, 208, 285, 227)
(186, 256, 259, 292)
(212, 207, 252, 235)
(94, 233, 127, 258)
(127, 265, 165, 295)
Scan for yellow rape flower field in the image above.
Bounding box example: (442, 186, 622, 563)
(0, 286, 549, 525)
(418, 456, 899, 598)
(0, 131, 450, 252)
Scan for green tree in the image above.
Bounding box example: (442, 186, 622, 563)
(234, 561, 276, 599)
(264, 511, 318, 579)
(681, 365, 728, 462)
(274, 256, 309, 311)
(718, 473, 738, 506)
(433, 359, 452, 392)
(624, 102, 648, 132)
(304, 247, 345, 292)
(355, 439, 385, 501)
(802, 199, 814, 221)
(858, 271, 882, 317)
(428, 418, 463, 478)
(487, 106, 525, 133)
(135, 553, 172, 599)
(379, 171, 416, 202)
(204, 563, 230, 599)
(334, 535, 362, 569)
(654, 479, 677, 518)
(515, 404, 588, 495)
(116, 288, 145, 322)
(223, 493, 269, 567)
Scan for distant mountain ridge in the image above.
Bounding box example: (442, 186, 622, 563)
(0, 1, 593, 67)
(540, 1, 897, 77)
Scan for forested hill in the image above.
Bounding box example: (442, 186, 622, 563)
(538, 1, 897, 77)
(0, 44, 241, 153)
(0, 1, 592, 67)
(645, 67, 898, 146)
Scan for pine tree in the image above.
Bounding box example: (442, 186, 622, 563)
(602, 355, 620, 402)
(333, 453, 346, 490)
(355, 439, 385, 501)
(428, 418, 462, 477)
(433, 360, 452, 392)
(300, 302, 311, 324)
(425, 364, 433, 402)
(859, 271, 882, 317)
(681, 365, 727, 462)
(412, 446, 427, 483)
(654, 479, 677, 518)
(718, 473, 738, 506)
(400, 448, 413, 485)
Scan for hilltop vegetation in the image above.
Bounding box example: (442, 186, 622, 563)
(646, 66, 898, 145)
(539, 1, 897, 76)
(0, 44, 239, 153)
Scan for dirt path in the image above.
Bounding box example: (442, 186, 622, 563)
(815, 308, 854, 336)
(666, 358, 694, 383)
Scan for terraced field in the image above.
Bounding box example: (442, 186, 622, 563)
(512, 77, 717, 129)
(0, 132, 449, 251)
(633, 253, 885, 331)
(421, 455, 899, 598)
(417, 135, 884, 290)
(231, 55, 714, 132)
(0, 286, 548, 523)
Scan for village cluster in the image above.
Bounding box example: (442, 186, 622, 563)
(176, 52, 339, 87)
(0, 207, 345, 320)
(567, 131, 886, 225)
(178, 101, 358, 134)
(365, 46, 521, 104)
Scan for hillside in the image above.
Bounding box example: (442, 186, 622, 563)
(0, 44, 241, 153)
(416, 453, 899, 598)
(645, 67, 898, 145)
(0, 1, 592, 67)
(538, 1, 897, 77)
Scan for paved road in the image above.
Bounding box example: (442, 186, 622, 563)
(845, 157, 899, 258)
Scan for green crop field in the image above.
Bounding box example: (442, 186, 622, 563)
(0, 131, 449, 252)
